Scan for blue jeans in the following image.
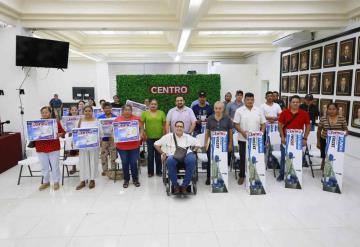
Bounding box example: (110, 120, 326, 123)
(146, 139, 162, 175)
(118, 148, 140, 181)
(167, 153, 196, 187)
(280, 144, 286, 177)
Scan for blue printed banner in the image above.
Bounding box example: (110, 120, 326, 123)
(210, 131, 228, 193)
(62, 108, 69, 116)
(72, 127, 100, 149)
(284, 129, 303, 189)
(26, 119, 57, 141)
(126, 100, 146, 117)
(93, 108, 104, 119)
(246, 131, 266, 195)
(323, 130, 346, 194)
(112, 108, 122, 117)
(265, 123, 279, 135)
(113, 120, 140, 143)
(99, 118, 115, 137)
(61, 116, 80, 132)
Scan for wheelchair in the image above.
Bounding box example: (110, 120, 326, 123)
(162, 152, 199, 196)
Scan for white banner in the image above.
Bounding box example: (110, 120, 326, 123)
(26, 119, 57, 141)
(126, 100, 147, 117)
(210, 131, 228, 193)
(285, 129, 303, 189)
(72, 127, 100, 149)
(323, 130, 346, 194)
(246, 131, 266, 195)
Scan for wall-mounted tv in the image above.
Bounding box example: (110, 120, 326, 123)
(16, 36, 69, 69)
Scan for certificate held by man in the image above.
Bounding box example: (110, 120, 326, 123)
(113, 120, 140, 143)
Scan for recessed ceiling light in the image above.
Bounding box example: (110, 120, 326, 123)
(198, 31, 272, 36)
(82, 31, 163, 35)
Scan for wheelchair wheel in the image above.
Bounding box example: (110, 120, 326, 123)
(193, 183, 197, 195)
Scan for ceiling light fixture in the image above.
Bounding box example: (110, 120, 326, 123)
(177, 29, 191, 53)
(69, 49, 101, 62)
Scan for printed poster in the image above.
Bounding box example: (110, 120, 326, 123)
(72, 127, 100, 149)
(62, 108, 69, 116)
(323, 130, 346, 194)
(126, 100, 147, 117)
(265, 122, 279, 165)
(113, 120, 140, 143)
(61, 116, 80, 133)
(26, 119, 57, 141)
(93, 108, 104, 118)
(112, 108, 122, 117)
(210, 131, 228, 193)
(285, 129, 303, 189)
(99, 118, 115, 138)
(246, 131, 266, 195)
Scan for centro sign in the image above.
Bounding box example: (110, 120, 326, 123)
(149, 85, 189, 95)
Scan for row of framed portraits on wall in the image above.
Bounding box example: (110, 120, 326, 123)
(281, 69, 360, 96)
(282, 37, 359, 73)
(280, 96, 360, 129)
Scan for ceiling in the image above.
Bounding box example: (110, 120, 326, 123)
(1, 0, 360, 62)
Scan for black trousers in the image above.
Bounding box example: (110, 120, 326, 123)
(238, 141, 246, 178)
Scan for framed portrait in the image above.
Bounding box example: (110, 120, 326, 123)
(289, 75, 298, 93)
(282, 55, 290, 73)
(323, 43, 337, 68)
(319, 99, 333, 117)
(311, 47, 322, 70)
(335, 100, 350, 123)
(281, 76, 289, 93)
(281, 96, 288, 108)
(336, 70, 353, 96)
(321, 71, 335, 95)
(358, 37, 360, 64)
(290, 53, 299, 72)
(354, 69, 360, 96)
(339, 38, 355, 66)
(309, 73, 321, 94)
(351, 101, 360, 128)
(299, 50, 309, 71)
(298, 74, 308, 94)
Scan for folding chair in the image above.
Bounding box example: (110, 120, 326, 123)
(304, 131, 322, 178)
(61, 135, 80, 185)
(17, 142, 43, 185)
(195, 133, 208, 174)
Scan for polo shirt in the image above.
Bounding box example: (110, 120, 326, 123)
(206, 115, 233, 132)
(192, 104, 213, 133)
(114, 115, 141, 150)
(49, 98, 62, 108)
(278, 108, 310, 135)
(226, 101, 244, 119)
(233, 106, 266, 142)
(166, 106, 197, 134)
(98, 113, 116, 141)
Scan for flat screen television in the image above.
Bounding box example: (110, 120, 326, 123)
(16, 35, 69, 69)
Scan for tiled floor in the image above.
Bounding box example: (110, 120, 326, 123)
(1, 155, 360, 247)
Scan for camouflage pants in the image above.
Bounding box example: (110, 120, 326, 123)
(100, 139, 117, 172)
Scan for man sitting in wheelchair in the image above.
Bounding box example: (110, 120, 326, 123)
(154, 121, 201, 194)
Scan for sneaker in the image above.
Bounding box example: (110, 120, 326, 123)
(276, 175, 284, 182)
(89, 180, 95, 189)
(76, 181, 86, 190)
(205, 178, 210, 185)
(237, 177, 245, 185)
(53, 183, 60, 191)
(38, 183, 50, 191)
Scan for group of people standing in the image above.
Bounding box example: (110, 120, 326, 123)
(34, 88, 348, 192)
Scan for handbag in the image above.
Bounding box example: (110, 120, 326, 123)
(173, 133, 188, 163)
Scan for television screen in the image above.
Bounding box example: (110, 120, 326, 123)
(16, 36, 69, 69)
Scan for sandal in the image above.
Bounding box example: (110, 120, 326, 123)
(123, 181, 129, 188)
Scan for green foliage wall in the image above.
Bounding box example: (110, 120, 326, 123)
(116, 74, 221, 113)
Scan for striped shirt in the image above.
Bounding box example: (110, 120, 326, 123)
(318, 115, 347, 139)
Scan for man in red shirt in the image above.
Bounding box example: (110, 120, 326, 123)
(277, 95, 310, 181)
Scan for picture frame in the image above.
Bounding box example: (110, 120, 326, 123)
(309, 73, 321, 94)
(289, 75, 298, 93)
(321, 71, 335, 95)
(298, 74, 308, 94)
(335, 100, 350, 123)
(311, 47, 322, 70)
(336, 70, 353, 96)
(351, 101, 360, 128)
(354, 69, 360, 96)
(358, 37, 360, 64)
(290, 53, 299, 72)
(281, 96, 288, 108)
(299, 50, 310, 71)
(339, 38, 355, 66)
(319, 99, 333, 117)
(282, 55, 290, 73)
(281, 76, 289, 93)
(323, 43, 337, 68)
